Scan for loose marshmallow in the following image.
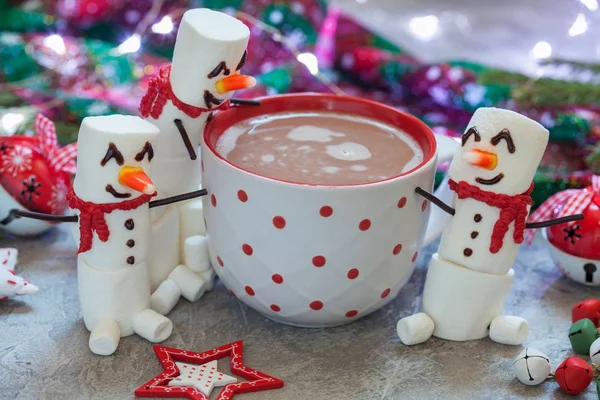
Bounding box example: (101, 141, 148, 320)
(150, 279, 181, 316)
(448, 107, 549, 196)
(170, 8, 250, 108)
(168, 265, 207, 302)
(184, 235, 211, 272)
(422, 253, 514, 341)
(396, 313, 434, 346)
(133, 309, 173, 343)
(514, 348, 551, 386)
(197, 269, 216, 292)
(89, 319, 121, 356)
(73, 115, 159, 204)
(489, 315, 529, 345)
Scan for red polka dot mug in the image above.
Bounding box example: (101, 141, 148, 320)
(202, 93, 447, 327)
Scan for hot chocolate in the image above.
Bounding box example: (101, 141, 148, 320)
(215, 112, 423, 185)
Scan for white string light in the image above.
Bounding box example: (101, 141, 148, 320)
(408, 15, 438, 41)
(297, 53, 319, 75)
(2, 112, 25, 135)
(531, 41, 552, 59)
(151, 16, 174, 34)
(117, 34, 141, 54)
(569, 13, 588, 37)
(43, 34, 66, 55)
(580, 0, 598, 11)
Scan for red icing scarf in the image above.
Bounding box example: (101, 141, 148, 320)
(139, 64, 230, 119)
(448, 179, 533, 254)
(67, 187, 156, 254)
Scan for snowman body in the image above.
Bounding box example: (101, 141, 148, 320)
(140, 8, 252, 312)
(71, 115, 172, 354)
(438, 197, 526, 275)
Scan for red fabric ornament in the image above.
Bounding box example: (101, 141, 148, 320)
(0, 114, 76, 215)
(134, 341, 284, 400)
(55, 0, 123, 27)
(528, 177, 600, 260)
(67, 188, 155, 254)
(139, 65, 230, 120)
(448, 179, 533, 253)
(572, 298, 600, 327)
(555, 357, 593, 395)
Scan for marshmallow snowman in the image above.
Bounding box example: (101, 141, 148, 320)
(140, 8, 255, 316)
(398, 107, 557, 346)
(70, 115, 173, 355)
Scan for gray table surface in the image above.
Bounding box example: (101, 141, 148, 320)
(1, 224, 599, 400)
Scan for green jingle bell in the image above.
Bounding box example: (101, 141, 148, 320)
(569, 318, 599, 355)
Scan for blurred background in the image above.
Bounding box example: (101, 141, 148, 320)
(1, 0, 600, 205)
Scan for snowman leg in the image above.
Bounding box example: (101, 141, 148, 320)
(489, 315, 529, 345)
(422, 253, 514, 341)
(150, 279, 182, 315)
(184, 235, 211, 273)
(177, 199, 206, 261)
(196, 269, 215, 292)
(149, 204, 181, 292)
(168, 265, 207, 302)
(397, 313, 435, 345)
(89, 319, 121, 356)
(133, 309, 173, 343)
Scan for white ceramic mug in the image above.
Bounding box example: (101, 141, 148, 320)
(202, 93, 450, 327)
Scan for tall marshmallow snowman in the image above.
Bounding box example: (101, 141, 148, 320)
(139, 8, 255, 315)
(69, 115, 173, 355)
(398, 107, 549, 346)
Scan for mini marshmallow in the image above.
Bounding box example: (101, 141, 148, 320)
(514, 348, 552, 386)
(448, 107, 549, 196)
(170, 8, 250, 108)
(150, 280, 181, 316)
(168, 265, 207, 302)
(184, 235, 211, 273)
(89, 319, 121, 356)
(73, 115, 159, 204)
(133, 309, 173, 343)
(423, 253, 514, 341)
(489, 315, 529, 345)
(197, 269, 216, 291)
(396, 313, 434, 346)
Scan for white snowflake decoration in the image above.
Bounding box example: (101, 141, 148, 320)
(0, 145, 33, 177)
(47, 178, 68, 213)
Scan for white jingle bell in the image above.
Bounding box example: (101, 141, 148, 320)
(513, 347, 552, 386)
(589, 337, 600, 365)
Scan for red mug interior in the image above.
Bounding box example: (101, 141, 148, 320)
(204, 93, 437, 186)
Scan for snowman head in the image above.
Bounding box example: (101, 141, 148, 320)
(448, 107, 549, 195)
(169, 8, 255, 109)
(73, 115, 159, 204)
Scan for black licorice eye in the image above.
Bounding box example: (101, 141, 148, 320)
(100, 143, 124, 166)
(135, 142, 154, 162)
(461, 127, 481, 146)
(207, 61, 230, 79)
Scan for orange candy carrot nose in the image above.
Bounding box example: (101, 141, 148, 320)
(215, 74, 256, 94)
(463, 149, 498, 170)
(118, 166, 156, 195)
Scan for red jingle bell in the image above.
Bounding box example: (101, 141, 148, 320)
(572, 298, 600, 327)
(554, 356, 593, 395)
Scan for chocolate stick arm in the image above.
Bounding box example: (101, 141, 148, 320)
(415, 187, 455, 216)
(149, 189, 208, 209)
(525, 214, 584, 229)
(174, 119, 197, 160)
(1, 209, 78, 225)
(230, 98, 261, 107)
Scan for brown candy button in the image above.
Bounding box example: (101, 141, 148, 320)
(464, 248, 473, 257)
(125, 219, 134, 230)
(471, 231, 479, 239)
(474, 214, 482, 222)
(127, 256, 135, 264)
(126, 239, 135, 248)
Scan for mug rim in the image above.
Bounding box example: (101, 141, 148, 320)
(203, 93, 437, 187)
